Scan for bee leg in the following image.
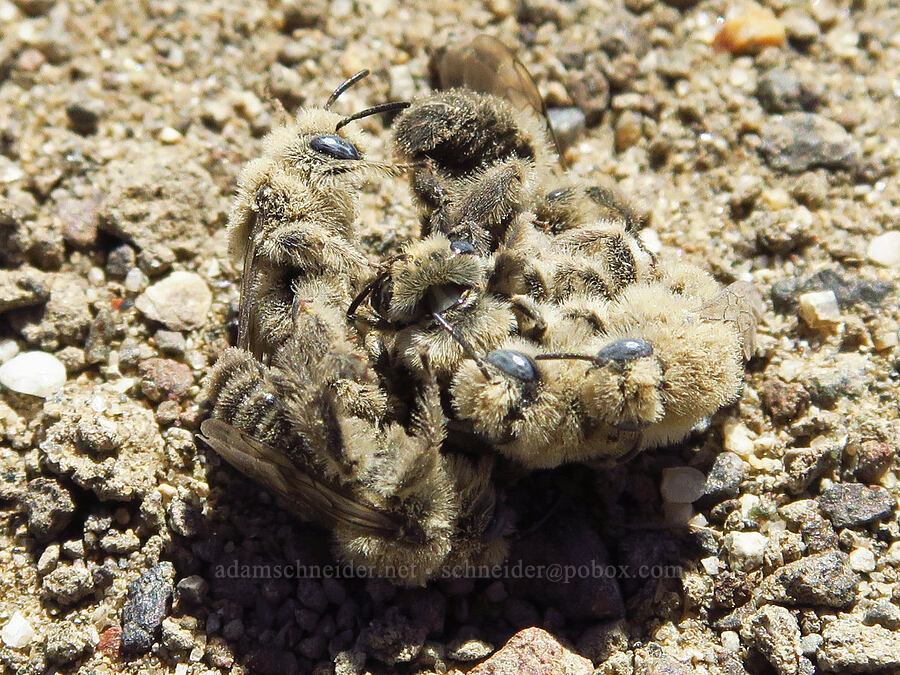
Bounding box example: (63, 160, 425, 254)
(508, 294, 546, 340)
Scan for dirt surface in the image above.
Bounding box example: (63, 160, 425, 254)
(1, 0, 899, 673)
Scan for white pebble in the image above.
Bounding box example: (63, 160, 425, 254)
(867, 231, 900, 266)
(87, 267, 105, 286)
(885, 541, 900, 565)
(0, 339, 20, 364)
(798, 290, 841, 331)
(135, 271, 211, 330)
(0, 351, 66, 398)
(159, 126, 182, 144)
(2, 612, 35, 649)
(701, 556, 722, 575)
(725, 531, 768, 571)
(723, 420, 756, 457)
(661, 467, 707, 503)
(848, 547, 876, 573)
(721, 630, 741, 652)
(124, 267, 148, 293)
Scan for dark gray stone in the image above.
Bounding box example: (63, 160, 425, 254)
(756, 70, 820, 113)
(760, 112, 858, 173)
(758, 551, 859, 608)
(818, 483, 895, 529)
(699, 452, 746, 506)
(120, 562, 175, 654)
(105, 243, 136, 278)
(771, 269, 893, 314)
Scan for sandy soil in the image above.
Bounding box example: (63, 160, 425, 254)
(1, 0, 899, 673)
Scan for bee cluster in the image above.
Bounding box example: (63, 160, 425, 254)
(201, 36, 762, 585)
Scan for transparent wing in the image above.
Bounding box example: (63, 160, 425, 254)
(436, 34, 562, 158)
(698, 280, 764, 360)
(199, 418, 405, 537)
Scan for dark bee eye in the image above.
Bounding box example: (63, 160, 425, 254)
(546, 188, 572, 202)
(309, 134, 361, 160)
(595, 338, 653, 364)
(450, 240, 476, 255)
(485, 349, 539, 382)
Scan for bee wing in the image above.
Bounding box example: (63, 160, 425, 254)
(237, 235, 262, 360)
(436, 34, 562, 158)
(698, 280, 764, 360)
(199, 418, 405, 538)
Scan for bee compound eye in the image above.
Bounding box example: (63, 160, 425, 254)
(596, 338, 654, 364)
(449, 240, 477, 255)
(485, 349, 539, 382)
(309, 134, 362, 160)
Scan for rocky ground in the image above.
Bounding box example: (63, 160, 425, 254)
(1, 0, 900, 673)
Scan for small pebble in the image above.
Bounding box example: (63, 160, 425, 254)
(713, 3, 786, 55)
(135, 271, 212, 330)
(2, 612, 35, 649)
(0, 351, 66, 398)
(867, 231, 900, 267)
(721, 630, 741, 652)
(725, 531, 768, 571)
(660, 467, 707, 504)
(797, 290, 841, 332)
(0, 339, 20, 364)
(124, 268, 148, 293)
(159, 127, 182, 144)
(848, 547, 877, 573)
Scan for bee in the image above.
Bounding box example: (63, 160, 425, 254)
(449, 272, 759, 469)
(392, 35, 560, 254)
(228, 69, 410, 362)
(490, 213, 657, 307)
(348, 233, 518, 382)
(201, 310, 509, 584)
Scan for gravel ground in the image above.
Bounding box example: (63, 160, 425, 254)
(1, 0, 900, 673)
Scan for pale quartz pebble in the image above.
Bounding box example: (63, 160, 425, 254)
(135, 271, 211, 330)
(848, 547, 877, 573)
(701, 556, 722, 575)
(885, 541, 900, 565)
(0, 339, 19, 364)
(760, 187, 791, 210)
(721, 630, 741, 652)
(159, 126, 182, 144)
(87, 267, 105, 285)
(124, 267, 148, 293)
(723, 420, 756, 457)
(660, 467, 707, 504)
(867, 231, 900, 266)
(725, 531, 768, 571)
(1, 612, 34, 649)
(798, 290, 841, 331)
(0, 351, 66, 398)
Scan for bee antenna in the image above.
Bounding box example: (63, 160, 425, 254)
(533, 352, 595, 362)
(335, 101, 411, 132)
(431, 312, 492, 379)
(326, 70, 370, 109)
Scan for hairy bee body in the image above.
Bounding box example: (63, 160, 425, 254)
(230, 98, 407, 362)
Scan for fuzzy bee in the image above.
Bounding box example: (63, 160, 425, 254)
(229, 69, 410, 362)
(201, 306, 510, 584)
(392, 35, 560, 254)
(450, 270, 762, 469)
(348, 233, 518, 382)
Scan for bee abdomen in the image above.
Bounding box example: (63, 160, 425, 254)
(206, 348, 287, 447)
